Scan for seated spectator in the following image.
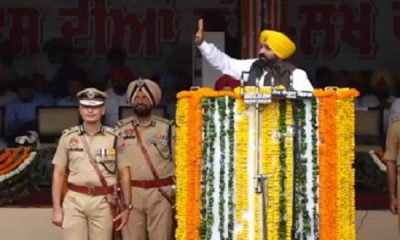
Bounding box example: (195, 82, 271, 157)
(53, 64, 86, 98)
(104, 66, 132, 126)
(159, 75, 178, 119)
(32, 73, 52, 95)
(334, 70, 349, 88)
(351, 70, 380, 109)
(5, 78, 54, 141)
(0, 41, 21, 88)
(214, 74, 240, 91)
(314, 67, 334, 88)
(0, 78, 16, 106)
(57, 77, 86, 106)
(370, 69, 396, 132)
(371, 69, 396, 107)
(389, 99, 400, 125)
(31, 73, 56, 104)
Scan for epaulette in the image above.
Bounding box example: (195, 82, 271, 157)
(153, 116, 174, 126)
(392, 116, 400, 124)
(102, 126, 117, 136)
(62, 126, 80, 136)
(116, 116, 135, 127)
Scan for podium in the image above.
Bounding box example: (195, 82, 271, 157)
(174, 87, 359, 240)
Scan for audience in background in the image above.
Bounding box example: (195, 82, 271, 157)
(214, 74, 240, 91)
(0, 41, 21, 88)
(31, 73, 56, 104)
(0, 79, 16, 106)
(371, 69, 396, 108)
(158, 75, 178, 119)
(351, 70, 380, 109)
(5, 78, 54, 142)
(370, 69, 397, 132)
(314, 66, 334, 89)
(56, 77, 86, 106)
(104, 66, 132, 126)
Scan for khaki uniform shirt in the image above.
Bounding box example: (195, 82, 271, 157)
(52, 125, 130, 186)
(116, 116, 175, 180)
(384, 118, 400, 163)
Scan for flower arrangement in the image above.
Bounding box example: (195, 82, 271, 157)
(175, 87, 358, 240)
(0, 131, 52, 206)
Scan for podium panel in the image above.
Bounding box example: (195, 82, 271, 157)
(174, 87, 358, 240)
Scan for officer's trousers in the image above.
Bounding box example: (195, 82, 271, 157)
(62, 191, 113, 240)
(122, 186, 173, 240)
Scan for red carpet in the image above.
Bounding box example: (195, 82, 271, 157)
(7, 188, 388, 210)
(356, 191, 388, 210)
(9, 187, 52, 207)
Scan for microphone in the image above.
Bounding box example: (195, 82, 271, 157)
(247, 59, 266, 86)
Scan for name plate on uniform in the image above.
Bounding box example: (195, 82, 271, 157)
(243, 92, 272, 104)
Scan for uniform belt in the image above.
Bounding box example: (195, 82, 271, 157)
(67, 183, 115, 196)
(130, 176, 174, 188)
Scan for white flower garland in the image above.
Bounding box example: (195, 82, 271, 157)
(208, 97, 235, 239)
(368, 150, 387, 172)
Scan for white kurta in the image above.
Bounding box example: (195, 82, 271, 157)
(198, 41, 314, 91)
(104, 88, 130, 127)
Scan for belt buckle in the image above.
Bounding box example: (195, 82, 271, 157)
(87, 186, 95, 195)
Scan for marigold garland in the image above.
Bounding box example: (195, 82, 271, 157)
(0, 148, 13, 164)
(176, 88, 241, 240)
(0, 147, 22, 173)
(175, 98, 189, 240)
(263, 101, 281, 240)
(0, 147, 30, 175)
(314, 90, 337, 240)
(234, 97, 250, 240)
(285, 100, 294, 240)
(186, 94, 202, 240)
(336, 89, 357, 240)
(0, 151, 37, 182)
(175, 87, 358, 240)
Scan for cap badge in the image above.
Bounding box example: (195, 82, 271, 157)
(87, 90, 95, 99)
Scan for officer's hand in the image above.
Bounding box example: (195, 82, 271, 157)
(389, 196, 398, 214)
(194, 18, 204, 46)
(114, 209, 130, 231)
(52, 208, 63, 227)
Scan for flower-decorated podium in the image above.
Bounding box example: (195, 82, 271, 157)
(175, 87, 359, 240)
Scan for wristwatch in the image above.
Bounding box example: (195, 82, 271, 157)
(123, 203, 133, 210)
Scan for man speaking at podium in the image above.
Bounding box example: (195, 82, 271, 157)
(194, 19, 314, 92)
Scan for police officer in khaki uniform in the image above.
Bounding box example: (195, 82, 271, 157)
(116, 79, 175, 240)
(51, 88, 133, 240)
(384, 117, 400, 235)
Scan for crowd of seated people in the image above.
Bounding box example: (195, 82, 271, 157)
(313, 66, 400, 150)
(0, 39, 189, 147)
(2, 33, 400, 149)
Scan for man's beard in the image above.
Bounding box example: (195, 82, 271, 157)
(258, 54, 276, 67)
(133, 104, 152, 117)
